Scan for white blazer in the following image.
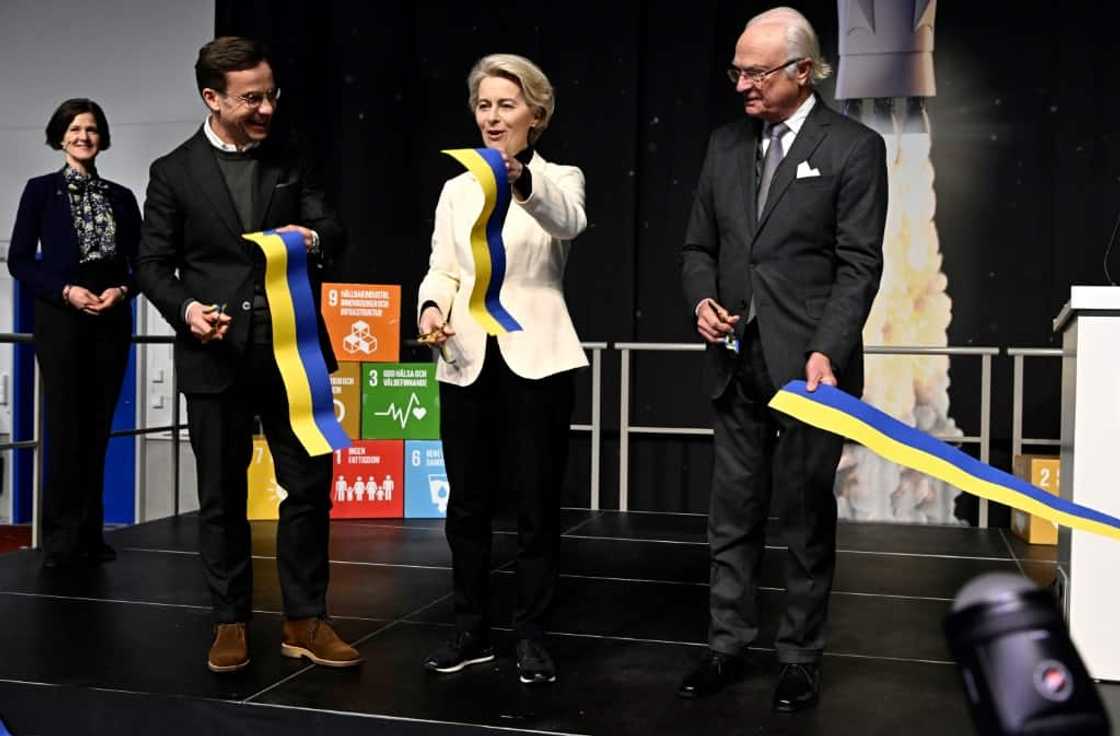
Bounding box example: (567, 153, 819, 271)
(417, 151, 588, 386)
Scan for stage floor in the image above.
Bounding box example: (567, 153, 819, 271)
(0, 511, 1114, 735)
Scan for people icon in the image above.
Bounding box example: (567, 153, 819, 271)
(331, 474, 399, 505)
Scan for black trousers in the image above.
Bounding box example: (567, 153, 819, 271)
(185, 342, 333, 623)
(708, 321, 844, 664)
(440, 339, 575, 641)
(34, 298, 131, 559)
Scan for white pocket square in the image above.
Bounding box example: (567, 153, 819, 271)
(796, 161, 821, 179)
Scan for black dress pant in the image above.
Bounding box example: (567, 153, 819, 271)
(440, 338, 575, 641)
(185, 342, 333, 623)
(708, 321, 844, 664)
(34, 298, 131, 559)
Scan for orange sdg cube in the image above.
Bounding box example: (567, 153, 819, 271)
(321, 283, 400, 363)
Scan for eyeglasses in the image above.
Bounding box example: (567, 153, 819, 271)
(223, 88, 282, 108)
(726, 58, 804, 86)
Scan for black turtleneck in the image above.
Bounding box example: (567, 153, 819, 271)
(513, 145, 534, 200)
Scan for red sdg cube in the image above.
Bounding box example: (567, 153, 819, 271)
(330, 440, 404, 518)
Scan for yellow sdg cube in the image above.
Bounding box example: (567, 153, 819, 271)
(247, 436, 287, 520)
(330, 363, 362, 438)
(1011, 454, 1061, 545)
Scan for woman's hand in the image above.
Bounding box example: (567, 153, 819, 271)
(95, 286, 126, 311)
(65, 285, 103, 315)
(501, 152, 523, 186)
(418, 306, 454, 347)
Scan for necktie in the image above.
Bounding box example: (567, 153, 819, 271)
(747, 121, 790, 326)
(756, 121, 789, 216)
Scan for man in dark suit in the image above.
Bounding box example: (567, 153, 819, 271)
(135, 37, 360, 673)
(677, 8, 887, 712)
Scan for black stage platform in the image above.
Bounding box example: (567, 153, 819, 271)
(0, 511, 1115, 735)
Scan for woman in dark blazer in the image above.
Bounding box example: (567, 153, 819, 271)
(7, 99, 141, 568)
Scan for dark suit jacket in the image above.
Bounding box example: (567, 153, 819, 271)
(8, 170, 141, 304)
(681, 96, 887, 399)
(135, 127, 344, 394)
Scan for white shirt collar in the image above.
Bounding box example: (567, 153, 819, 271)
(203, 116, 259, 153)
(766, 93, 816, 138)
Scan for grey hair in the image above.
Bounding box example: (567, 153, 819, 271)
(746, 6, 832, 84)
(467, 53, 555, 144)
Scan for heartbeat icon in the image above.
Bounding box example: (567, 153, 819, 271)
(373, 393, 428, 428)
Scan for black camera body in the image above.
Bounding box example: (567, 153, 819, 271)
(944, 573, 1111, 736)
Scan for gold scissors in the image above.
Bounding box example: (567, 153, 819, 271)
(418, 323, 456, 364)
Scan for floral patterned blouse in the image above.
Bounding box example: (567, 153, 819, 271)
(63, 165, 117, 263)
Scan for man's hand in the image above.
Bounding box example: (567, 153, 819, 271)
(418, 306, 454, 347)
(274, 224, 317, 251)
(696, 298, 740, 344)
(186, 303, 232, 343)
(805, 351, 837, 392)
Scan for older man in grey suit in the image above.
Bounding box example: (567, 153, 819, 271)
(678, 7, 887, 712)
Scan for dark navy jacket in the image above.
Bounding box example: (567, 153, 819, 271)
(7, 169, 141, 304)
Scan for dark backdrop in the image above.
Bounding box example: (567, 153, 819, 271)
(215, 1, 1120, 520)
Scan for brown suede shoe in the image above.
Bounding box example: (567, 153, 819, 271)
(208, 622, 249, 673)
(281, 617, 363, 668)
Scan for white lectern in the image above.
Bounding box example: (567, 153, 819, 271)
(1053, 285, 1120, 682)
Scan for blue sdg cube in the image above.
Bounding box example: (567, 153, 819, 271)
(404, 440, 449, 518)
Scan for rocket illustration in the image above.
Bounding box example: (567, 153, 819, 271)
(835, 0, 937, 133)
(830, 0, 964, 525)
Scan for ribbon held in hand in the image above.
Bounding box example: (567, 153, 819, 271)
(769, 380, 1120, 541)
(243, 230, 351, 456)
(442, 147, 523, 335)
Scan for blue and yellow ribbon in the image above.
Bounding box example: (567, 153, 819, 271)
(442, 147, 523, 334)
(243, 230, 351, 457)
(769, 380, 1120, 541)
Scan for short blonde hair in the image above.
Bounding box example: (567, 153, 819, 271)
(467, 54, 555, 144)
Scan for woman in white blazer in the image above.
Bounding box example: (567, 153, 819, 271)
(417, 53, 587, 686)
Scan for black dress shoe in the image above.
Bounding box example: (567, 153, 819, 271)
(84, 542, 117, 564)
(677, 651, 745, 698)
(41, 552, 81, 570)
(773, 663, 820, 713)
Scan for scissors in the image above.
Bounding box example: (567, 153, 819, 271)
(418, 323, 456, 364)
(202, 303, 228, 341)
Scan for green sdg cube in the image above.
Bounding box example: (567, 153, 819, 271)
(361, 363, 440, 440)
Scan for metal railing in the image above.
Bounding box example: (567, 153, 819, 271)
(575, 343, 607, 510)
(0, 331, 186, 548)
(0, 332, 43, 547)
(616, 342, 705, 516)
(0, 331, 1071, 538)
(615, 343, 999, 526)
(402, 339, 608, 510)
(129, 334, 184, 518)
(1008, 348, 1063, 458)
